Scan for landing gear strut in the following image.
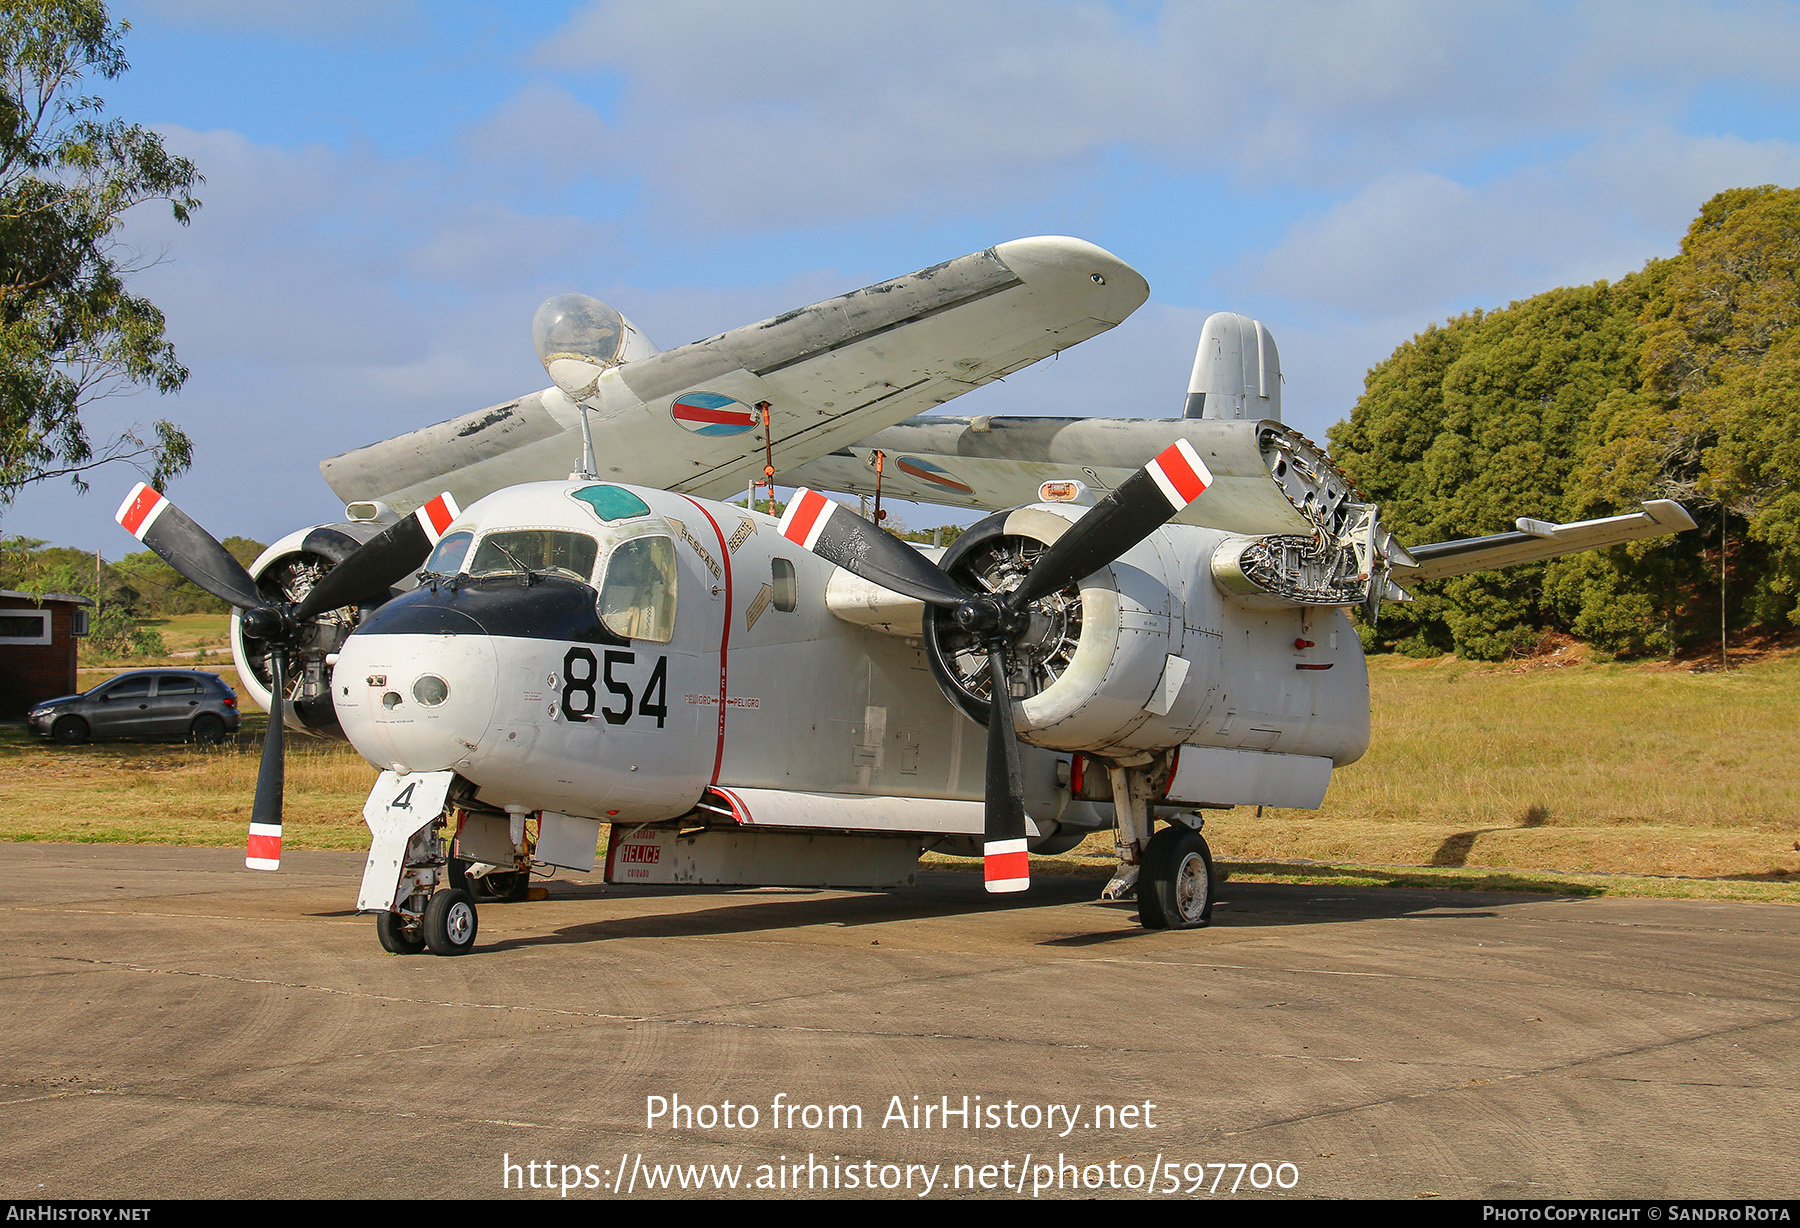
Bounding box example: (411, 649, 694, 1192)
(358, 770, 478, 956)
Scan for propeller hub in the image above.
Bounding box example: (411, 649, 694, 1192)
(241, 605, 293, 643)
(953, 596, 1025, 645)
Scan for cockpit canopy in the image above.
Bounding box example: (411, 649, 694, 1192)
(421, 486, 678, 643)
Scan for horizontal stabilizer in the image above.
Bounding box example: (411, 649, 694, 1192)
(1397, 500, 1697, 581)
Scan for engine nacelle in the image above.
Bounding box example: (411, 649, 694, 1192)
(229, 521, 407, 735)
(924, 504, 1371, 765)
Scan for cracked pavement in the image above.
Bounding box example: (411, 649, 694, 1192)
(1, 843, 1795, 1199)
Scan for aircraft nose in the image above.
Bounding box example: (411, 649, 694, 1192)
(334, 628, 499, 774)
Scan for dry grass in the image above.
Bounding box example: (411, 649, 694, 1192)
(6, 647, 1800, 902)
(0, 711, 377, 850)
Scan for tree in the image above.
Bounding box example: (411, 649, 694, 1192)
(0, 1, 200, 510)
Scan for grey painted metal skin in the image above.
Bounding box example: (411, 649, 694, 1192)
(329, 479, 1369, 873)
(228, 254, 1699, 942)
(332, 481, 1074, 841)
(319, 237, 1149, 516)
(1184, 310, 1281, 420)
(1398, 499, 1698, 581)
(788, 414, 1340, 537)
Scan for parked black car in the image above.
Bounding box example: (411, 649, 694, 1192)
(27, 670, 241, 745)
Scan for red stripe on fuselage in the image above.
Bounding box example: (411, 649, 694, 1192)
(677, 496, 733, 785)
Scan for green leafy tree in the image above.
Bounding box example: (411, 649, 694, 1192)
(1331, 277, 1659, 658)
(0, 0, 200, 509)
(1632, 186, 1800, 628)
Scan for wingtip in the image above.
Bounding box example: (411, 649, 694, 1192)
(990, 236, 1150, 321)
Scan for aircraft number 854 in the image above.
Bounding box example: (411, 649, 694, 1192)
(561, 647, 668, 728)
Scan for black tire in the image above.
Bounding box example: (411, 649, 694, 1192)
(190, 714, 227, 746)
(1138, 826, 1214, 931)
(51, 716, 89, 746)
(423, 888, 478, 955)
(375, 910, 425, 955)
(450, 856, 528, 902)
(472, 870, 529, 903)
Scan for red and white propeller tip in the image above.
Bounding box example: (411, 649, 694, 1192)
(1146, 439, 1213, 510)
(984, 838, 1030, 894)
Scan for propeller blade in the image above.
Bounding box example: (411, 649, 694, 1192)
(292, 492, 461, 622)
(116, 484, 265, 612)
(778, 488, 968, 608)
(245, 650, 286, 871)
(1008, 439, 1213, 609)
(982, 645, 1030, 894)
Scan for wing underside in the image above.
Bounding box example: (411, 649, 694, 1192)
(1394, 501, 1699, 581)
(321, 237, 1148, 513)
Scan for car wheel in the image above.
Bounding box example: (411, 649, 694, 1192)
(190, 714, 227, 745)
(52, 716, 90, 746)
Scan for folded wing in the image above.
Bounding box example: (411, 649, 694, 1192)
(321, 237, 1147, 513)
(1394, 501, 1699, 582)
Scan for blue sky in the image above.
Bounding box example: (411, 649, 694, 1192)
(9, 0, 1800, 553)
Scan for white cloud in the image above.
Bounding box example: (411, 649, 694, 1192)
(1243, 129, 1800, 323)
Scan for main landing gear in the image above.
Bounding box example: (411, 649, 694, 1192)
(1100, 758, 1217, 931)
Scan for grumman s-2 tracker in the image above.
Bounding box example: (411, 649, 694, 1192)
(116, 237, 1695, 954)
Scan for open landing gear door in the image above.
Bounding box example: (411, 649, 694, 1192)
(357, 769, 456, 912)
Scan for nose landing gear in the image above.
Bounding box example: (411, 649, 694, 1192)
(358, 769, 481, 956)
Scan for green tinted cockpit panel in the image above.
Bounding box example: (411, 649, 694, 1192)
(570, 485, 652, 522)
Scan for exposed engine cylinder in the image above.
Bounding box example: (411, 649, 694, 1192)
(922, 503, 1372, 765)
(229, 522, 393, 735)
(924, 506, 1194, 757)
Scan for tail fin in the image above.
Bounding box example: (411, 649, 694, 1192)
(1183, 312, 1281, 422)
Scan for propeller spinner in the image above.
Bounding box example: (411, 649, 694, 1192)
(115, 484, 459, 870)
(779, 439, 1213, 893)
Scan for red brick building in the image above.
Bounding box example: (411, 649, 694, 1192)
(0, 590, 94, 718)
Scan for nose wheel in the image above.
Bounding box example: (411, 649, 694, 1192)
(423, 888, 479, 954)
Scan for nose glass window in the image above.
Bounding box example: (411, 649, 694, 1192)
(599, 536, 677, 643)
(468, 530, 599, 582)
(423, 530, 472, 575)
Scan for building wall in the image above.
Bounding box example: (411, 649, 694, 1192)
(0, 596, 84, 718)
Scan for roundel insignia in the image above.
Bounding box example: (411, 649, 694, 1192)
(671, 392, 758, 436)
(896, 456, 974, 496)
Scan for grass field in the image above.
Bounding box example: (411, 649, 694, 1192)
(9, 636, 1800, 903)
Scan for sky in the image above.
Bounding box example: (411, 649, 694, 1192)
(9, 0, 1800, 554)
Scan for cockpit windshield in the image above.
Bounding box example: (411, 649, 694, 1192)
(468, 530, 599, 582)
(423, 530, 472, 576)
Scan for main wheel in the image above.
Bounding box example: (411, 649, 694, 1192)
(423, 888, 478, 955)
(190, 714, 227, 745)
(52, 716, 90, 746)
(375, 910, 426, 954)
(450, 856, 529, 903)
(1138, 826, 1214, 930)
(471, 870, 529, 903)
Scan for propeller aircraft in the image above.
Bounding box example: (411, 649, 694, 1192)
(115, 237, 1696, 954)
